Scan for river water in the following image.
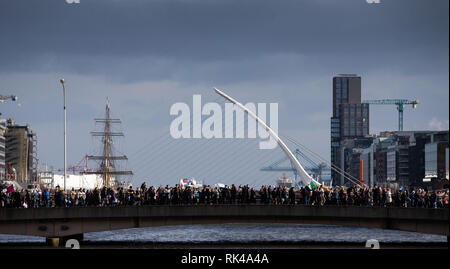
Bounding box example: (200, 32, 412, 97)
(0, 224, 446, 245)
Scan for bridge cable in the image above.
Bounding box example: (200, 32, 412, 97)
(280, 133, 365, 187)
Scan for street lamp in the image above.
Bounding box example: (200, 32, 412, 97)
(60, 79, 67, 191)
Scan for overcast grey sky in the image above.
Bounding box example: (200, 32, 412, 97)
(0, 0, 448, 187)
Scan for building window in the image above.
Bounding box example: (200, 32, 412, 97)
(363, 127, 368, 135)
(425, 143, 438, 177)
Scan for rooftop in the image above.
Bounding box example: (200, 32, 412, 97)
(335, 74, 359, 77)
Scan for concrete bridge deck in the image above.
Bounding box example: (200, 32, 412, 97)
(0, 205, 448, 243)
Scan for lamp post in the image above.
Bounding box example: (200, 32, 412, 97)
(60, 79, 67, 191)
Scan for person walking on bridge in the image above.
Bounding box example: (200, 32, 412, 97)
(289, 187, 296, 205)
(385, 189, 392, 207)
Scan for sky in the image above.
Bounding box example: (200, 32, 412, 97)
(0, 0, 448, 187)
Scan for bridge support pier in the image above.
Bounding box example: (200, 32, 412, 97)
(45, 237, 60, 248)
(45, 234, 84, 248)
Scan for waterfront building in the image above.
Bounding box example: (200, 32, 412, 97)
(331, 74, 369, 185)
(374, 134, 397, 184)
(371, 131, 429, 188)
(0, 119, 6, 180)
(361, 143, 375, 187)
(424, 131, 449, 183)
(331, 130, 448, 189)
(4, 119, 38, 183)
(408, 132, 433, 186)
(354, 130, 448, 189)
(339, 136, 374, 186)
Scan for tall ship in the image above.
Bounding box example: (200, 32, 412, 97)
(37, 99, 132, 190)
(82, 99, 133, 188)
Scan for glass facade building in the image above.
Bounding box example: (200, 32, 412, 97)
(424, 131, 449, 182)
(339, 103, 369, 138)
(386, 148, 397, 181)
(330, 74, 369, 185)
(424, 143, 438, 180)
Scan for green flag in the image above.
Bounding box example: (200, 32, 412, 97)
(310, 181, 316, 190)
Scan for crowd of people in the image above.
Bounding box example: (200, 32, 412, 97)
(0, 182, 448, 209)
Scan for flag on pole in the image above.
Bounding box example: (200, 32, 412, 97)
(310, 181, 316, 190)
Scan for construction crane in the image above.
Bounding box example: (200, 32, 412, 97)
(261, 148, 326, 186)
(0, 95, 18, 103)
(0, 95, 18, 117)
(54, 155, 92, 175)
(362, 99, 419, 131)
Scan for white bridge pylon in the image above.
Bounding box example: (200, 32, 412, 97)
(214, 87, 321, 188)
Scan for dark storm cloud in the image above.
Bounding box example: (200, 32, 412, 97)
(0, 0, 448, 185)
(0, 0, 448, 83)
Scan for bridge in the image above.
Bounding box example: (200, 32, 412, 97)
(0, 205, 448, 246)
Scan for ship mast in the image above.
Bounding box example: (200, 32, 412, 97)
(83, 99, 133, 187)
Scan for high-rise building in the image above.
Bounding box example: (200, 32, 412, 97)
(339, 104, 370, 138)
(4, 119, 38, 183)
(330, 74, 369, 185)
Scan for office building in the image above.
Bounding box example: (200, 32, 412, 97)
(379, 130, 447, 188)
(330, 74, 370, 186)
(374, 134, 397, 184)
(361, 143, 375, 187)
(424, 131, 449, 182)
(339, 137, 374, 186)
(4, 119, 38, 183)
(0, 119, 6, 180)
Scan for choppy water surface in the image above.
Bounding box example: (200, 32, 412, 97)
(0, 224, 446, 243)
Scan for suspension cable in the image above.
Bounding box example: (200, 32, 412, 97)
(280, 133, 366, 187)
